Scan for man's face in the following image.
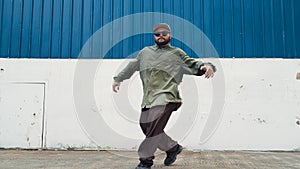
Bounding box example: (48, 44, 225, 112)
(153, 28, 172, 46)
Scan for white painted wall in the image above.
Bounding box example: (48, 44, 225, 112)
(0, 58, 299, 151)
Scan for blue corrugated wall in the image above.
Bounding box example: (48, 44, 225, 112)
(0, 0, 299, 58)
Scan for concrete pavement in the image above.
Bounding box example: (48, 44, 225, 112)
(0, 149, 300, 169)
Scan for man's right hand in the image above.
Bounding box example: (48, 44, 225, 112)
(112, 81, 121, 93)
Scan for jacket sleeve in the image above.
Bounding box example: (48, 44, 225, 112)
(113, 57, 140, 83)
(177, 49, 205, 76)
(177, 48, 216, 76)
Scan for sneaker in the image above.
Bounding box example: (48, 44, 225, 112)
(164, 145, 183, 166)
(135, 163, 151, 169)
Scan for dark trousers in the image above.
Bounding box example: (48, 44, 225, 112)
(138, 102, 181, 166)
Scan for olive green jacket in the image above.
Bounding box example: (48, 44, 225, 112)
(114, 44, 212, 108)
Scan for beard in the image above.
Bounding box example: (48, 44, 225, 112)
(155, 37, 171, 46)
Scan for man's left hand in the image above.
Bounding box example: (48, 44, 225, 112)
(200, 65, 214, 78)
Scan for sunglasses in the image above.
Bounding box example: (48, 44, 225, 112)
(154, 31, 170, 37)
